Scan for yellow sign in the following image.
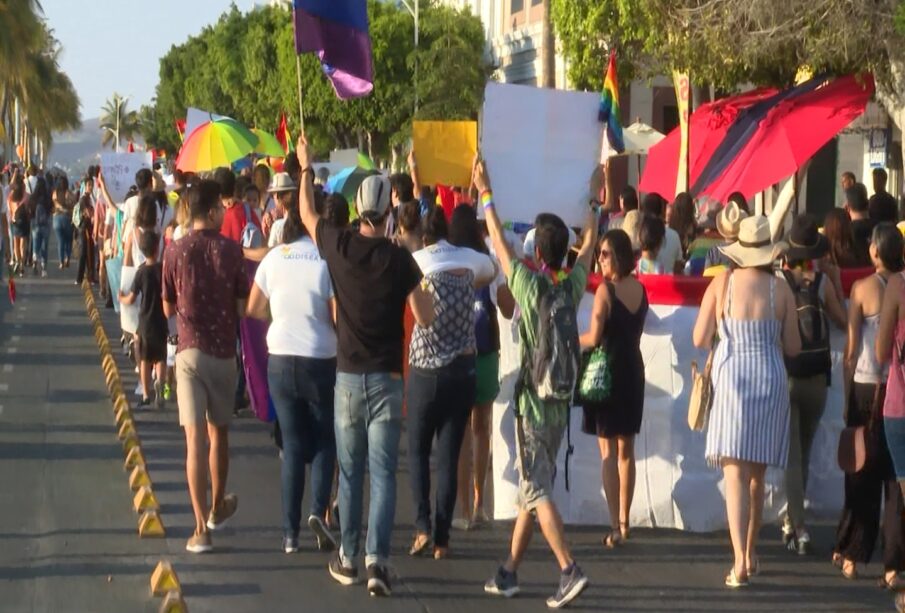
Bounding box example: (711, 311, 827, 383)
(412, 120, 477, 188)
(673, 71, 691, 195)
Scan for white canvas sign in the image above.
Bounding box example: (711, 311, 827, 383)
(480, 82, 603, 228)
(99, 152, 152, 205)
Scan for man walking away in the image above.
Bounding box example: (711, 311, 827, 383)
(476, 159, 599, 609)
(162, 180, 249, 553)
(296, 134, 434, 597)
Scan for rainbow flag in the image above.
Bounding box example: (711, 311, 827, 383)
(599, 51, 625, 154)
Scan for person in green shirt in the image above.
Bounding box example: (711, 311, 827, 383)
(475, 158, 600, 609)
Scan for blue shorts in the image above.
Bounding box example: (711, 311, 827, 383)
(884, 417, 905, 479)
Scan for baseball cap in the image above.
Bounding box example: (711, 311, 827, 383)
(356, 175, 391, 219)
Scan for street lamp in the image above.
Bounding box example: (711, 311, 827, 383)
(399, 0, 419, 113)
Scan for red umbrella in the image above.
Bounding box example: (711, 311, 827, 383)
(700, 74, 874, 204)
(639, 88, 778, 201)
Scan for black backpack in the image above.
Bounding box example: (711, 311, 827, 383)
(782, 270, 831, 378)
(529, 276, 581, 402)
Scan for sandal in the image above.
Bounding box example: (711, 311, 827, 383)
(878, 574, 905, 591)
(832, 552, 843, 568)
(603, 530, 623, 549)
(842, 559, 858, 580)
(409, 533, 432, 557)
(747, 558, 760, 577)
(433, 546, 448, 560)
(725, 568, 749, 589)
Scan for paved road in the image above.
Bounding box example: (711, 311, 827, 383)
(0, 260, 898, 612)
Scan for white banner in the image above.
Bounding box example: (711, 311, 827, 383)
(492, 296, 846, 531)
(481, 83, 603, 228)
(99, 152, 152, 206)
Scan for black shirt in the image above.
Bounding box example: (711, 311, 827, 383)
(869, 190, 899, 224)
(850, 218, 876, 267)
(316, 219, 422, 374)
(132, 261, 167, 340)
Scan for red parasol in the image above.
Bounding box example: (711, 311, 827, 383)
(700, 74, 874, 204)
(639, 88, 778, 201)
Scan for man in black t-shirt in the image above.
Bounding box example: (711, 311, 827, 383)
(869, 168, 899, 224)
(296, 135, 434, 598)
(846, 182, 874, 267)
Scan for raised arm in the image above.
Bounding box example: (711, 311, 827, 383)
(97, 171, 117, 215)
(473, 159, 515, 279)
(296, 134, 320, 244)
(408, 150, 421, 198)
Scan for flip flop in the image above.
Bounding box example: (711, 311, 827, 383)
(725, 568, 749, 589)
(409, 534, 432, 557)
(842, 560, 858, 581)
(878, 574, 905, 591)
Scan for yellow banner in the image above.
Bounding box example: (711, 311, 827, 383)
(412, 120, 477, 188)
(673, 71, 691, 195)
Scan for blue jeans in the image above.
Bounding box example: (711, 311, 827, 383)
(334, 371, 403, 568)
(32, 224, 49, 267)
(407, 355, 476, 547)
(53, 214, 72, 264)
(267, 355, 337, 537)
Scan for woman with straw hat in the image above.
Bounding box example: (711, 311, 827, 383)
(693, 215, 802, 589)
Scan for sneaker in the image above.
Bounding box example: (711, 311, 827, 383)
(546, 563, 589, 609)
(328, 552, 359, 586)
(207, 493, 238, 530)
(367, 564, 392, 597)
(308, 514, 337, 551)
(451, 518, 471, 531)
(162, 383, 172, 401)
(484, 566, 520, 598)
(282, 535, 299, 554)
(186, 531, 213, 553)
(796, 531, 811, 556)
(137, 397, 152, 410)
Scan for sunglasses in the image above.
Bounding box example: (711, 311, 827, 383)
(599, 249, 611, 258)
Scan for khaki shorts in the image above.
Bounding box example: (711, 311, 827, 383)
(175, 349, 236, 427)
(515, 415, 566, 512)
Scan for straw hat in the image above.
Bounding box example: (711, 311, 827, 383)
(268, 172, 296, 193)
(621, 210, 641, 250)
(716, 201, 748, 240)
(719, 216, 787, 268)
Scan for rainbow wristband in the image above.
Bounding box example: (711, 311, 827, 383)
(481, 191, 494, 210)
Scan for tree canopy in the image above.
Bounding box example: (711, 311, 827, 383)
(141, 1, 490, 165)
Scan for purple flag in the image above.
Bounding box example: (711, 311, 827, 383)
(293, 0, 374, 100)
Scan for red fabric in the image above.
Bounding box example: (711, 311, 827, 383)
(220, 202, 262, 244)
(126, 142, 135, 153)
(701, 74, 874, 204)
(639, 88, 778, 201)
(436, 185, 456, 221)
(276, 112, 291, 154)
(175, 119, 186, 139)
(7, 278, 15, 305)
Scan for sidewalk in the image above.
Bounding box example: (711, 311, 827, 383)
(0, 269, 893, 612)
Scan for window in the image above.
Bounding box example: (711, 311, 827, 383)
(511, 0, 524, 12)
(662, 105, 679, 135)
(531, 0, 542, 4)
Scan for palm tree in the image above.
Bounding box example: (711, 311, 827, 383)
(0, 0, 45, 151)
(100, 93, 140, 151)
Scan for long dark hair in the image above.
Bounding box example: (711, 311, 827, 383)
(448, 204, 488, 254)
(281, 191, 307, 244)
(669, 192, 697, 255)
(824, 208, 857, 267)
(31, 176, 51, 212)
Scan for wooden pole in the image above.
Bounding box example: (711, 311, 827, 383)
(296, 55, 306, 134)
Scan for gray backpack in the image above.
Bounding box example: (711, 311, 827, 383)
(529, 277, 581, 402)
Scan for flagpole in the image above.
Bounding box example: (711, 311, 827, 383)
(296, 55, 306, 134)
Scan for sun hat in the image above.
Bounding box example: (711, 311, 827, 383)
(719, 215, 787, 268)
(785, 215, 829, 261)
(356, 175, 391, 219)
(267, 172, 296, 193)
(716, 201, 748, 240)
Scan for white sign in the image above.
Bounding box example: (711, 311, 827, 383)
(481, 82, 602, 228)
(868, 128, 889, 169)
(100, 152, 152, 205)
(330, 148, 360, 168)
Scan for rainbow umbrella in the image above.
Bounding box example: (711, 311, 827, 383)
(252, 128, 287, 157)
(176, 117, 258, 172)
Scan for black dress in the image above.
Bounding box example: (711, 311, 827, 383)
(581, 282, 649, 438)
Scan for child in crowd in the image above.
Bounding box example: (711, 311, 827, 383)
(637, 215, 666, 275)
(119, 230, 168, 408)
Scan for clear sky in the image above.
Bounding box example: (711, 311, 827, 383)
(41, 0, 258, 120)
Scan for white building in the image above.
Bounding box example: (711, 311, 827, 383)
(443, 0, 903, 214)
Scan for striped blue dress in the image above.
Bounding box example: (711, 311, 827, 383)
(705, 274, 791, 468)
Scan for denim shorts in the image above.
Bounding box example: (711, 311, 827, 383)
(515, 416, 566, 512)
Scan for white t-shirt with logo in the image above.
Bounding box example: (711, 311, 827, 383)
(412, 239, 495, 282)
(254, 237, 336, 359)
